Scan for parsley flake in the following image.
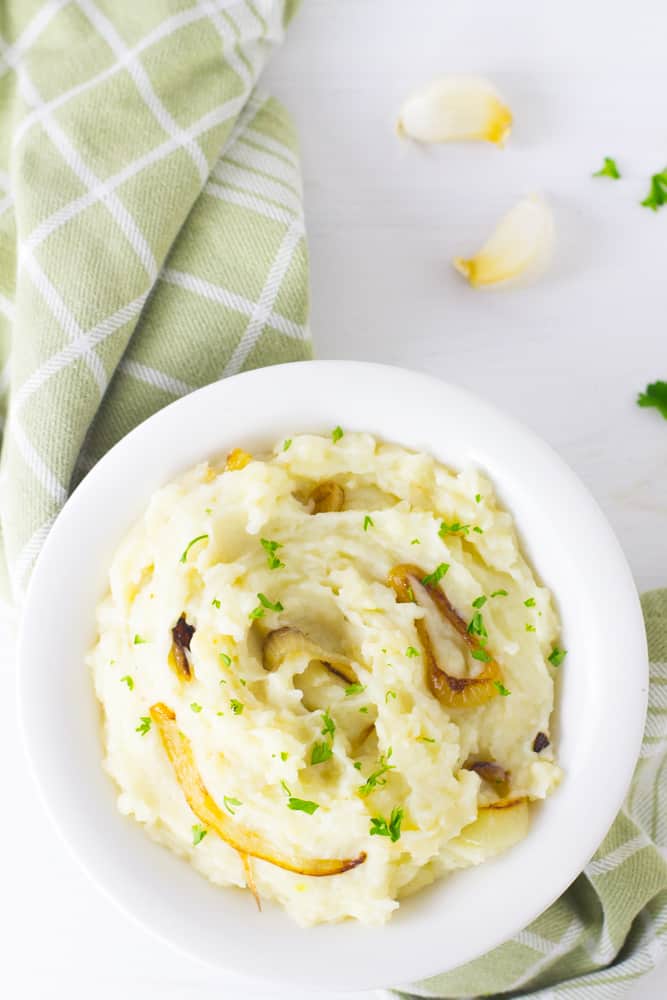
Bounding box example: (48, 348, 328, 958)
(280, 779, 292, 796)
(358, 749, 394, 797)
(472, 595, 487, 609)
(224, 796, 242, 815)
(411, 538, 420, 545)
(250, 592, 284, 619)
(280, 751, 289, 761)
(311, 741, 333, 765)
(548, 647, 567, 667)
(385, 690, 397, 702)
(136, 716, 151, 736)
(353, 761, 363, 770)
(593, 156, 621, 180)
(524, 597, 536, 607)
(439, 521, 469, 537)
(491, 589, 508, 598)
(180, 534, 209, 563)
(120, 675, 134, 690)
(211, 597, 221, 609)
(494, 681, 511, 697)
(638, 382, 667, 421)
(133, 634, 147, 645)
(475, 493, 482, 503)
(192, 824, 208, 846)
(219, 653, 232, 666)
(473, 526, 484, 534)
(288, 797, 320, 815)
(370, 805, 403, 843)
(345, 683, 367, 696)
(230, 699, 244, 715)
(417, 736, 436, 744)
(321, 709, 336, 739)
(331, 426, 344, 443)
(405, 646, 419, 658)
(283, 438, 292, 451)
(261, 538, 285, 570)
(525, 623, 536, 632)
(363, 515, 374, 531)
(467, 611, 488, 639)
(641, 170, 667, 211)
(471, 648, 491, 662)
(359, 706, 369, 713)
(190, 702, 202, 713)
(422, 563, 449, 587)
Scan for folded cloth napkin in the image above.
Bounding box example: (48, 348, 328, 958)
(389, 590, 667, 1000)
(0, 0, 311, 603)
(2, 5, 666, 999)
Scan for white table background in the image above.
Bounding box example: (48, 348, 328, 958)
(3, 1, 666, 997)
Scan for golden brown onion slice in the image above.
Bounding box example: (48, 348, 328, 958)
(308, 481, 345, 513)
(169, 614, 195, 680)
(262, 626, 358, 685)
(453, 797, 530, 854)
(149, 703, 366, 878)
(388, 564, 503, 708)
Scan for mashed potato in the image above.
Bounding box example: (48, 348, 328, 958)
(89, 431, 562, 926)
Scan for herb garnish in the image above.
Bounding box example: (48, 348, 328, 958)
(638, 382, 667, 421)
(405, 646, 419, 658)
(280, 751, 289, 761)
(359, 706, 369, 713)
(411, 538, 420, 545)
(311, 741, 333, 765)
(120, 675, 134, 690)
(421, 563, 449, 586)
(525, 623, 536, 633)
(331, 426, 344, 443)
(283, 438, 292, 451)
(641, 170, 667, 211)
(385, 690, 397, 702)
(472, 595, 487, 609)
(475, 493, 482, 503)
(321, 709, 336, 739)
(439, 521, 469, 536)
(548, 647, 567, 667)
(473, 526, 484, 534)
(417, 736, 436, 743)
(219, 652, 232, 666)
(192, 824, 208, 846)
(190, 702, 202, 713)
(345, 683, 366, 696)
(370, 806, 403, 843)
(524, 597, 536, 607)
(288, 797, 320, 815)
(472, 648, 491, 662)
(593, 156, 621, 180)
(353, 761, 363, 770)
(491, 589, 508, 598)
(363, 515, 374, 531)
(467, 611, 488, 638)
(223, 796, 242, 815)
(358, 749, 394, 796)
(249, 592, 284, 619)
(280, 779, 292, 796)
(133, 634, 147, 645)
(136, 716, 152, 735)
(230, 699, 244, 714)
(494, 681, 511, 697)
(211, 597, 221, 609)
(261, 538, 285, 570)
(180, 534, 209, 563)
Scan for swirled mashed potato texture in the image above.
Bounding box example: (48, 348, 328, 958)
(89, 432, 561, 926)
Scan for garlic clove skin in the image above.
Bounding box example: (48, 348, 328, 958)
(453, 194, 555, 289)
(397, 76, 512, 146)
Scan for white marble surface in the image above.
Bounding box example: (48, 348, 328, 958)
(4, 0, 667, 997)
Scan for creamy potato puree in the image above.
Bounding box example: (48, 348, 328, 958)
(89, 432, 562, 926)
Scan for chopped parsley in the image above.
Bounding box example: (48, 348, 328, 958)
(491, 589, 508, 598)
(359, 706, 369, 714)
(331, 426, 344, 443)
(211, 597, 221, 608)
(472, 595, 487, 609)
(249, 592, 284, 619)
(311, 741, 333, 765)
(190, 702, 203, 713)
(321, 709, 336, 739)
(353, 761, 363, 770)
(410, 538, 420, 545)
(261, 538, 284, 570)
(205, 507, 213, 515)
(120, 675, 134, 690)
(363, 515, 374, 531)
(283, 438, 292, 451)
(593, 156, 621, 180)
(473, 526, 484, 534)
(637, 382, 667, 421)
(524, 597, 536, 607)
(548, 647, 567, 667)
(494, 681, 511, 697)
(385, 690, 397, 702)
(406, 586, 415, 602)
(280, 779, 292, 796)
(133, 634, 147, 645)
(370, 806, 403, 843)
(192, 824, 208, 846)
(180, 533, 209, 563)
(417, 736, 436, 744)
(223, 796, 242, 815)
(475, 493, 482, 503)
(288, 797, 320, 815)
(358, 749, 394, 797)
(219, 653, 232, 666)
(525, 623, 536, 632)
(405, 646, 419, 658)
(230, 699, 244, 715)
(641, 170, 667, 211)
(136, 716, 151, 735)
(439, 521, 469, 537)
(345, 683, 367, 696)
(471, 648, 491, 662)
(421, 563, 449, 587)
(280, 751, 289, 761)
(467, 611, 488, 639)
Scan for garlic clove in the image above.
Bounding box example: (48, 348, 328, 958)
(397, 76, 512, 146)
(453, 194, 554, 288)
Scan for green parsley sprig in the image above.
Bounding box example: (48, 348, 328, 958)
(369, 806, 403, 843)
(261, 538, 285, 570)
(180, 534, 209, 563)
(358, 749, 394, 797)
(638, 382, 667, 421)
(593, 156, 621, 180)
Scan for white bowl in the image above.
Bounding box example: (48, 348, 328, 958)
(18, 361, 647, 992)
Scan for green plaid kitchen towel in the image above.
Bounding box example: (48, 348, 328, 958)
(0, 0, 311, 602)
(1, 3, 666, 999)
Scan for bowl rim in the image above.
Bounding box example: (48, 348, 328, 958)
(17, 360, 648, 991)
